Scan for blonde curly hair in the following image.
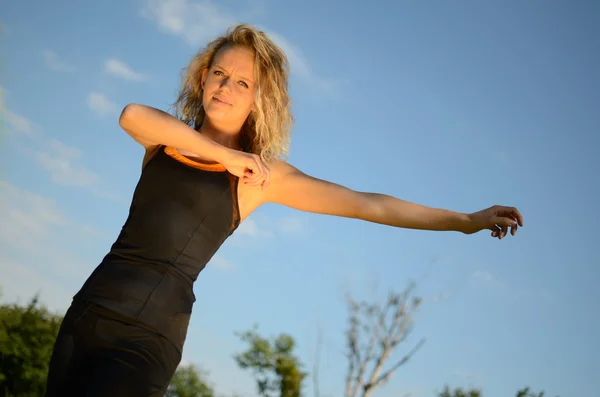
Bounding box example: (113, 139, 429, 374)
(173, 24, 293, 163)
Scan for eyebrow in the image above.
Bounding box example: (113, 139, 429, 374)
(214, 65, 255, 84)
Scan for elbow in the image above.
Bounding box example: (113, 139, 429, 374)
(118, 103, 143, 131)
(356, 192, 383, 222)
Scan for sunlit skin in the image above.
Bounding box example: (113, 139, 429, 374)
(120, 45, 523, 240)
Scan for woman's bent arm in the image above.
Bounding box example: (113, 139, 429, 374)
(120, 104, 271, 184)
(119, 104, 229, 163)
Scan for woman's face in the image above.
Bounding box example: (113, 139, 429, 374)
(201, 45, 257, 131)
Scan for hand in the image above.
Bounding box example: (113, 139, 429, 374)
(464, 205, 524, 239)
(219, 148, 270, 188)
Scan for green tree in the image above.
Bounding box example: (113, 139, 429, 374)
(437, 385, 482, 397)
(0, 295, 62, 397)
(434, 385, 558, 397)
(165, 363, 215, 397)
(234, 326, 307, 397)
(516, 386, 557, 397)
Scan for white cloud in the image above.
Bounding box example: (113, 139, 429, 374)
(279, 215, 305, 233)
(263, 30, 338, 95)
(1, 88, 36, 137)
(141, 0, 237, 46)
(470, 270, 494, 284)
(468, 270, 553, 303)
(236, 218, 259, 236)
(2, 108, 33, 136)
(105, 58, 146, 81)
(140, 0, 337, 94)
(236, 218, 273, 238)
(33, 139, 100, 188)
(209, 255, 235, 271)
(228, 215, 304, 248)
(227, 217, 275, 248)
(1, 99, 118, 199)
(41, 49, 76, 73)
(0, 181, 68, 247)
(0, 259, 73, 314)
(469, 270, 509, 294)
(87, 92, 119, 117)
(0, 182, 103, 313)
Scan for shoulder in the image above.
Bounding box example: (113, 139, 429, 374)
(260, 158, 301, 203)
(261, 157, 366, 218)
(267, 158, 301, 181)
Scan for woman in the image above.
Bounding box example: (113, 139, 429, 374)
(45, 24, 523, 396)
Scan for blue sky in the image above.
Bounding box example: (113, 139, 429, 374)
(1, 1, 599, 396)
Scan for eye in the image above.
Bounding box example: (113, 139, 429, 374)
(213, 70, 224, 76)
(238, 81, 249, 89)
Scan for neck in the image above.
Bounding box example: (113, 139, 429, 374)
(199, 119, 243, 151)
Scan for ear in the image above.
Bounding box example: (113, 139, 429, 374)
(201, 68, 208, 89)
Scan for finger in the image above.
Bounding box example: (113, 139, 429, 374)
(510, 218, 518, 236)
(243, 171, 259, 185)
(245, 173, 262, 186)
(251, 160, 264, 184)
(512, 207, 524, 227)
(500, 224, 508, 239)
(493, 216, 517, 229)
(258, 157, 269, 176)
(247, 171, 264, 186)
(244, 159, 262, 185)
(262, 166, 271, 190)
(500, 206, 524, 227)
(245, 168, 260, 182)
(505, 207, 523, 228)
(490, 225, 501, 238)
(254, 157, 269, 187)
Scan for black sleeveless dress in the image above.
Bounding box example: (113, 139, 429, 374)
(45, 146, 240, 396)
(76, 145, 241, 349)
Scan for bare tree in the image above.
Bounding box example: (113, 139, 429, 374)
(344, 282, 425, 397)
(312, 326, 322, 397)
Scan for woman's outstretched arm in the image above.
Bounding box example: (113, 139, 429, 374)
(264, 161, 523, 239)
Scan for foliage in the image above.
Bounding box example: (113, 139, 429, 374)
(436, 385, 557, 397)
(165, 363, 215, 397)
(437, 385, 482, 397)
(516, 386, 553, 397)
(234, 326, 307, 397)
(0, 295, 62, 397)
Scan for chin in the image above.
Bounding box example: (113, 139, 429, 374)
(204, 110, 240, 130)
(204, 105, 228, 119)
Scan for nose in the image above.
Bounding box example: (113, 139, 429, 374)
(219, 77, 233, 92)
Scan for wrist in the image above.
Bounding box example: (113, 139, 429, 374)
(202, 139, 231, 164)
(455, 212, 474, 234)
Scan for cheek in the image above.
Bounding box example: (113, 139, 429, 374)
(235, 88, 255, 110)
(203, 78, 216, 92)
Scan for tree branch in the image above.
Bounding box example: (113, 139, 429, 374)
(345, 297, 360, 397)
(343, 282, 425, 397)
(365, 338, 426, 392)
(313, 326, 322, 397)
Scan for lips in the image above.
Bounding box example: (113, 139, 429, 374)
(213, 96, 231, 106)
